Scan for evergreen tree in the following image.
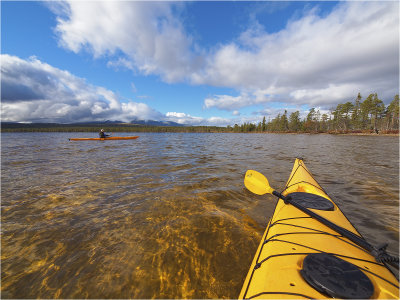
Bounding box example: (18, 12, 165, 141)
(341, 102, 354, 130)
(306, 108, 316, 121)
(360, 94, 374, 129)
(321, 114, 329, 131)
(280, 110, 289, 131)
(289, 111, 301, 132)
(332, 104, 344, 131)
(370, 93, 385, 131)
(351, 92, 362, 129)
(386, 95, 399, 130)
(257, 122, 262, 132)
(262, 116, 266, 131)
(304, 108, 316, 132)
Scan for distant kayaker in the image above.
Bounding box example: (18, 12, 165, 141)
(99, 129, 110, 138)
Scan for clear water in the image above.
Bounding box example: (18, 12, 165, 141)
(1, 132, 398, 298)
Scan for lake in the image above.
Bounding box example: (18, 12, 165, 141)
(1, 132, 399, 298)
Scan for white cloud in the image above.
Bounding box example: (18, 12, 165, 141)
(232, 110, 240, 116)
(4, 1, 398, 124)
(52, 1, 398, 109)
(204, 93, 252, 110)
(204, 90, 276, 110)
(1, 54, 162, 123)
(288, 83, 363, 107)
(165, 112, 232, 126)
(51, 1, 199, 83)
(198, 1, 399, 109)
(165, 112, 203, 125)
(0, 55, 234, 126)
(50, 1, 398, 112)
(206, 116, 233, 126)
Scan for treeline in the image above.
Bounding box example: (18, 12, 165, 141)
(231, 93, 399, 134)
(1, 123, 231, 133)
(2, 93, 398, 134)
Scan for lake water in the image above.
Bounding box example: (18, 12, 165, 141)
(1, 132, 399, 298)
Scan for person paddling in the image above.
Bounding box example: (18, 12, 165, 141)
(99, 129, 110, 138)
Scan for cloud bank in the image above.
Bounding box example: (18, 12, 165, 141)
(51, 1, 399, 110)
(51, 1, 199, 83)
(1, 55, 231, 125)
(3, 2, 398, 125)
(1, 54, 163, 123)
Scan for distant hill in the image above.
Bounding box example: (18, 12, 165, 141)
(2, 119, 185, 128)
(73, 120, 125, 125)
(129, 119, 184, 127)
(1, 121, 230, 133)
(70, 119, 185, 126)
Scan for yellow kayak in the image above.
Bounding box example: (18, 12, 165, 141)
(240, 158, 399, 299)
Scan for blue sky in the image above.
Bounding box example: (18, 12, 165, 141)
(1, 1, 399, 125)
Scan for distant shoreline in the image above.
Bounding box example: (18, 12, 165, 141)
(257, 131, 399, 136)
(1, 121, 399, 135)
(1, 126, 398, 136)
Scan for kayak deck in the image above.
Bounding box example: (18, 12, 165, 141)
(69, 136, 139, 141)
(239, 158, 399, 299)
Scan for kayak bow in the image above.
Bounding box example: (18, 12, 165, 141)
(69, 136, 139, 141)
(240, 158, 399, 299)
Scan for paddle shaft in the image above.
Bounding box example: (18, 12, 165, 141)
(272, 191, 376, 254)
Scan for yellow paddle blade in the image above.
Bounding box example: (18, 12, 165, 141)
(244, 170, 275, 195)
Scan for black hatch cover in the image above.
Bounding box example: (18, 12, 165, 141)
(300, 253, 374, 299)
(287, 192, 334, 211)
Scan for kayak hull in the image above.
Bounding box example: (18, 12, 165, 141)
(239, 158, 398, 299)
(69, 136, 139, 141)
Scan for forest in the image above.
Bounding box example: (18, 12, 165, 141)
(2, 93, 399, 134)
(232, 93, 399, 134)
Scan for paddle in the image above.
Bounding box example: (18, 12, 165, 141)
(244, 170, 399, 267)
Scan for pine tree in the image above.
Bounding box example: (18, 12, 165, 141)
(281, 110, 289, 131)
(386, 95, 399, 131)
(370, 93, 385, 132)
(262, 116, 266, 131)
(351, 92, 362, 129)
(289, 111, 301, 132)
(341, 102, 354, 131)
(360, 94, 374, 130)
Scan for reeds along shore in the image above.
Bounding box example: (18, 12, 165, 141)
(1, 93, 398, 135)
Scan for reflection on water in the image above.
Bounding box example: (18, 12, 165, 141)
(1, 132, 399, 298)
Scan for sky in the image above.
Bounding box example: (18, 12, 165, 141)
(1, 1, 399, 126)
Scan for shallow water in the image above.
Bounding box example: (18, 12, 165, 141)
(1, 132, 399, 298)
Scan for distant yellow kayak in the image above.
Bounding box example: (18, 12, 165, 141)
(240, 158, 399, 299)
(69, 136, 139, 141)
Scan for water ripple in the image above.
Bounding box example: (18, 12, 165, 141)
(1, 132, 398, 298)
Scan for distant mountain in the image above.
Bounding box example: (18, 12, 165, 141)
(1, 120, 186, 127)
(71, 119, 185, 126)
(73, 120, 125, 125)
(129, 119, 184, 127)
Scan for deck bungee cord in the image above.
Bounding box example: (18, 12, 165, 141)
(239, 158, 399, 299)
(289, 160, 399, 268)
